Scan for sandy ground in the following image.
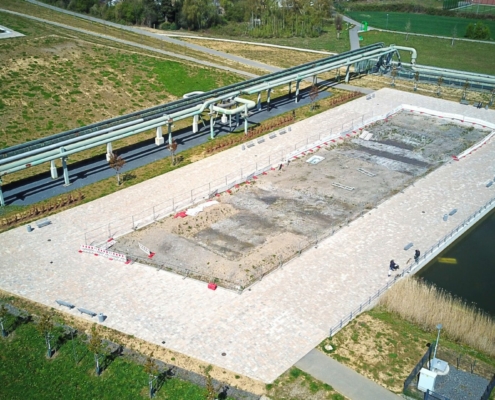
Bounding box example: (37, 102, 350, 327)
(113, 111, 489, 289)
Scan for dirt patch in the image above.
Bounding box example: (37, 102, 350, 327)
(113, 112, 490, 289)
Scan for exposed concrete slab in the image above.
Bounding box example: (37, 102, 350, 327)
(1, 89, 495, 383)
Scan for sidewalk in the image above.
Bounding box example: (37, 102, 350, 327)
(296, 349, 401, 400)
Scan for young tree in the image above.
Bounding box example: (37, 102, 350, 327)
(203, 365, 217, 400)
(437, 76, 444, 97)
(309, 84, 319, 111)
(108, 152, 126, 186)
(88, 325, 105, 376)
(36, 313, 54, 358)
(462, 80, 470, 100)
(0, 305, 8, 337)
(391, 66, 397, 87)
(451, 24, 457, 46)
(144, 352, 159, 398)
(335, 14, 343, 39)
(413, 71, 420, 92)
(167, 140, 178, 166)
(405, 20, 411, 41)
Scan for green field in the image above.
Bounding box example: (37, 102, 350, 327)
(348, 11, 495, 38)
(0, 321, 232, 400)
(361, 30, 495, 74)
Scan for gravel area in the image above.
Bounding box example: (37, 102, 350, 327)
(434, 367, 489, 400)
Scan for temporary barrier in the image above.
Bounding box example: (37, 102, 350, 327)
(79, 244, 127, 263)
(139, 242, 155, 258)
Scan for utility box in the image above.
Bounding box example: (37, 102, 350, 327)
(418, 368, 437, 392)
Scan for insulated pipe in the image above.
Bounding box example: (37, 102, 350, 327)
(0, 119, 141, 167)
(244, 47, 397, 94)
(1, 92, 242, 175)
(211, 97, 256, 115)
(183, 91, 205, 98)
(411, 64, 495, 85)
(391, 45, 417, 65)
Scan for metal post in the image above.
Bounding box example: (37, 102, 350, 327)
(0, 178, 4, 207)
(295, 80, 300, 103)
(288, 81, 292, 98)
(244, 105, 248, 135)
(61, 156, 70, 186)
(267, 88, 271, 111)
(192, 114, 199, 133)
(50, 160, 58, 179)
(432, 324, 442, 366)
(155, 126, 164, 146)
(345, 65, 351, 83)
(210, 105, 215, 139)
(257, 92, 262, 111)
(106, 142, 113, 162)
(168, 123, 172, 145)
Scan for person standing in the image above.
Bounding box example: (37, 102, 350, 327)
(414, 249, 420, 262)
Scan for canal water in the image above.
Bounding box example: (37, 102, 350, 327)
(416, 207, 495, 317)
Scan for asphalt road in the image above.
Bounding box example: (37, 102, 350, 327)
(2, 88, 333, 206)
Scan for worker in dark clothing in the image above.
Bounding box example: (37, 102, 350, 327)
(414, 249, 421, 262)
(389, 260, 399, 271)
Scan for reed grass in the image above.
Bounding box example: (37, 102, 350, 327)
(379, 277, 495, 356)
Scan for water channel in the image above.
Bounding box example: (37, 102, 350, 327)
(416, 207, 495, 317)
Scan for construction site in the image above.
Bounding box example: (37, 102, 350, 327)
(113, 111, 489, 289)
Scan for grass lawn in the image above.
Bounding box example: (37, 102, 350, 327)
(265, 367, 345, 399)
(0, 322, 231, 400)
(205, 22, 351, 54)
(360, 30, 495, 74)
(347, 11, 495, 39)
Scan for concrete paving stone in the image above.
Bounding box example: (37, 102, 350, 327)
(1, 89, 495, 383)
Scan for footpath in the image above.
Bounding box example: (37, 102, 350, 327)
(296, 349, 401, 400)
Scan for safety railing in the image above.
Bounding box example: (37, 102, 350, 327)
(328, 195, 495, 337)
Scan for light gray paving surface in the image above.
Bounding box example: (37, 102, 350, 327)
(1, 89, 495, 383)
(296, 349, 401, 399)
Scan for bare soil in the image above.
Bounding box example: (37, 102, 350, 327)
(113, 112, 489, 289)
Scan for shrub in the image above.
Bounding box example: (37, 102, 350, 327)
(465, 21, 491, 40)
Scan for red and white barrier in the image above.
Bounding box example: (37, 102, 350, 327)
(79, 244, 127, 263)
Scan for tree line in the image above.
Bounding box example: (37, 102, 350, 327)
(41, 0, 334, 37)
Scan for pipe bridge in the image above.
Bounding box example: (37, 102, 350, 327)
(0, 43, 402, 206)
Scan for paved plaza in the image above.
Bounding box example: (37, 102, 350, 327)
(1, 89, 495, 383)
